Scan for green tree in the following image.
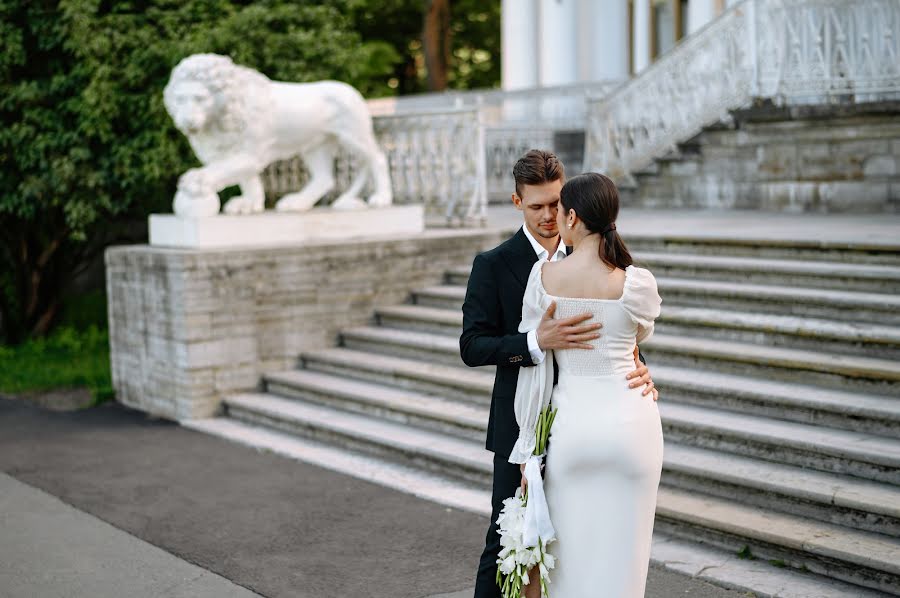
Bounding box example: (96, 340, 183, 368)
(348, 0, 500, 94)
(0, 0, 397, 344)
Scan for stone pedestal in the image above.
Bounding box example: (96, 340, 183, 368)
(149, 205, 424, 248)
(105, 227, 507, 421)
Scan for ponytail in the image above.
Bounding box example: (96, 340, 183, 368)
(560, 173, 633, 271)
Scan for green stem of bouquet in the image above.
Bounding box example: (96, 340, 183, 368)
(534, 405, 557, 456)
(498, 405, 558, 598)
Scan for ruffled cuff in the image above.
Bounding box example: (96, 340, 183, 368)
(508, 433, 536, 464)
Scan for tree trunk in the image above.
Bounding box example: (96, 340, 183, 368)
(423, 0, 451, 91)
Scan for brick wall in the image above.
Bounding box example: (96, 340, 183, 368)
(105, 229, 509, 420)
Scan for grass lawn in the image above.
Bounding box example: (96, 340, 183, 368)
(0, 290, 113, 406)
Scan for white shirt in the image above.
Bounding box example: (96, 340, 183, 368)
(521, 225, 567, 364)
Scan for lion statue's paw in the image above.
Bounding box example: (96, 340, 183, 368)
(223, 195, 264, 215)
(367, 191, 393, 209)
(275, 191, 321, 212)
(331, 195, 368, 211)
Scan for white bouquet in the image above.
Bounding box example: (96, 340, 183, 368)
(495, 405, 558, 597)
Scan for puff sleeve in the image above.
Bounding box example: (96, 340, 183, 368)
(621, 265, 662, 344)
(508, 261, 555, 464)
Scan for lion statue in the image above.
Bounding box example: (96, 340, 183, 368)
(163, 53, 392, 218)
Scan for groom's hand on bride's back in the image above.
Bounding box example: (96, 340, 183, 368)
(535, 301, 602, 351)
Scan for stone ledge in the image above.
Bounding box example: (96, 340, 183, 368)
(149, 205, 424, 249)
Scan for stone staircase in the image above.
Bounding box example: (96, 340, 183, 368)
(187, 235, 900, 597)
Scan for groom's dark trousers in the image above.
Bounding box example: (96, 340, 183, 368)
(460, 228, 545, 598)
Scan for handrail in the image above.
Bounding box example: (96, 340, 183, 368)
(583, 0, 900, 179)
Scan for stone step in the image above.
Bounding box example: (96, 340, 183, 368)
(186, 417, 896, 598)
(644, 333, 900, 395)
(651, 364, 900, 439)
(436, 275, 900, 324)
(211, 394, 900, 594)
(181, 416, 492, 516)
(662, 444, 900, 538)
(263, 369, 487, 442)
(445, 267, 473, 287)
(623, 236, 900, 267)
(300, 347, 493, 404)
(366, 301, 900, 394)
(259, 366, 900, 537)
(375, 304, 461, 336)
(223, 392, 493, 486)
(659, 402, 900, 485)
(656, 306, 900, 360)
(412, 284, 468, 309)
(338, 325, 900, 438)
(635, 252, 900, 294)
(339, 325, 472, 369)
(411, 288, 900, 358)
(654, 486, 900, 595)
(654, 277, 900, 325)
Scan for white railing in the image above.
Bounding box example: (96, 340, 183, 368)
(484, 126, 556, 200)
(368, 80, 622, 130)
(583, 0, 900, 179)
(263, 107, 486, 227)
(371, 81, 622, 201)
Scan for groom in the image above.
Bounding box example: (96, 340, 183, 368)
(461, 149, 657, 598)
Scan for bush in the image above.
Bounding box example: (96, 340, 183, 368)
(0, 0, 398, 344)
(0, 324, 113, 402)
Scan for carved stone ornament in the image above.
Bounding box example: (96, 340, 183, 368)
(163, 53, 393, 218)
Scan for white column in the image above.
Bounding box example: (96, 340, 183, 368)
(632, 0, 651, 74)
(687, 0, 718, 34)
(579, 0, 629, 80)
(502, 0, 539, 90)
(538, 0, 579, 87)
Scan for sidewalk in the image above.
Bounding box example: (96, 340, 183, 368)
(0, 398, 741, 598)
(0, 473, 260, 598)
(487, 206, 900, 247)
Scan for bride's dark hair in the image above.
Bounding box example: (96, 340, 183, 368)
(559, 172, 633, 271)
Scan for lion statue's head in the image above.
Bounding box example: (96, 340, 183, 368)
(163, 54, 273, 160)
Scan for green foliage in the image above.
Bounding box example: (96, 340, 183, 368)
(0, 324, 113, 402)
(347, 0, 500, 94)
(57, 288, 108, 330)
(0, 0, 398, 344)
(737, 545, 757, 560)
(0, 290, 111, 402)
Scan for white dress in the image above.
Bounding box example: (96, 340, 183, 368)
(508, 261, 664, 598)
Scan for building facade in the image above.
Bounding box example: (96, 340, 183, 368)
(502, 0, 738, 88)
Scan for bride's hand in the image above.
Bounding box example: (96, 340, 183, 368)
(519, 462, 527, 494)
(628, 346, 658, 401)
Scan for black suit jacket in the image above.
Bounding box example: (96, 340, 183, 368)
(460, 228, 646, 460)
(460, 228, 547, 459)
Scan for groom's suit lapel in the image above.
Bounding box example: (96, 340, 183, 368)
(500, 228, 539, 291)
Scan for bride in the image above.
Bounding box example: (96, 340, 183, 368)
(508, 172, 664, 597)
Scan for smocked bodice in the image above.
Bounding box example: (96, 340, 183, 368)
(551, 299, 647, 377)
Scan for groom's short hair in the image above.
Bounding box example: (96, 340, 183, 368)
(513, 149, 565, 198)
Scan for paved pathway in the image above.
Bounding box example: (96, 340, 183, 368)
(0, 473, 261, 598)
(0, 398, 742, 597)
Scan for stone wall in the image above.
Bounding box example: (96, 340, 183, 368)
(623, 102, 900, 212)
(105, 229, 508, 421)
